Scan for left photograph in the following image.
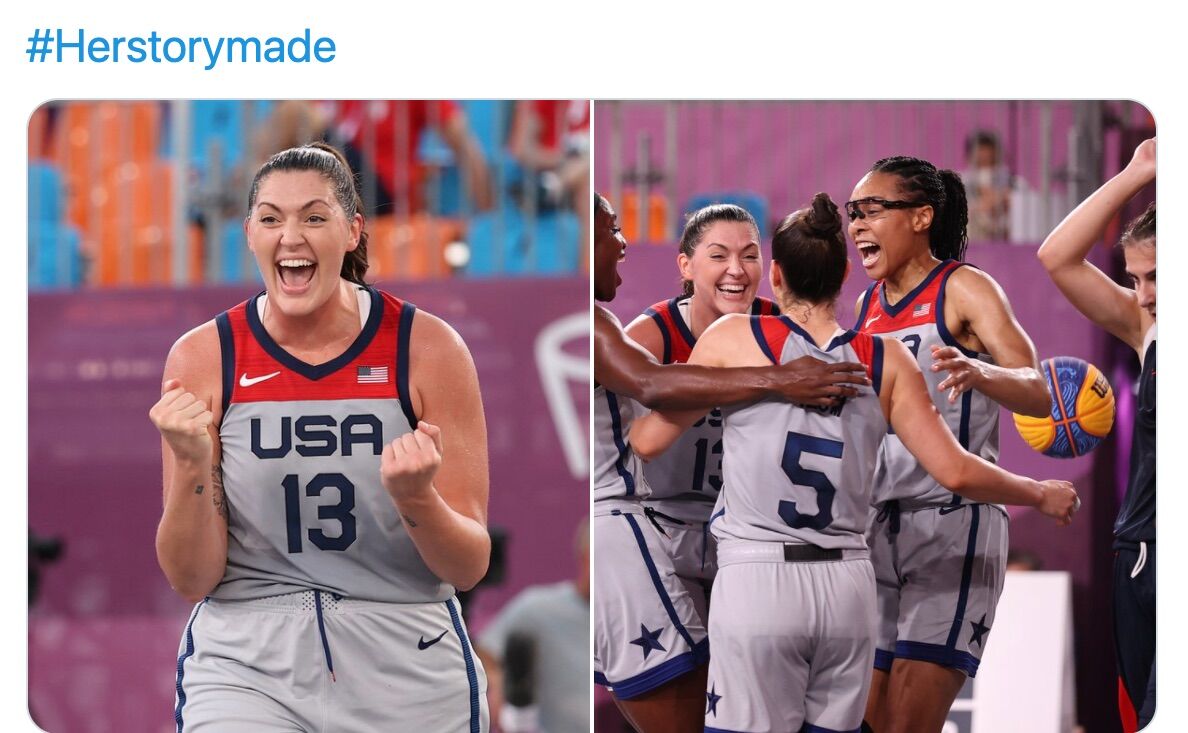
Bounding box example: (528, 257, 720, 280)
(28, 100, 591, 733)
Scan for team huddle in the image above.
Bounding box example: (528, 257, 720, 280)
(593, 142, 1155, 732)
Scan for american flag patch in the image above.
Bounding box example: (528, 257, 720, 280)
(913, 302, 932, 317)
(357, 365, 389, 384)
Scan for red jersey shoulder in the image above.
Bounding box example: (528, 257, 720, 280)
(861, 261, 963, 333)
(222, 291, 404, 405)
(753, 315, 793, 365)
(642, 296, 694, 364)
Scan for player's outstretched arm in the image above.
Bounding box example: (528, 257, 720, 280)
(1037, 138, 1154, 353)
(151, 322, 230, 603)
(595, 305, 866, 411)
(883, 339, 1078, 525)
(937, 267, 1050, 417)
(387, 310, 490, 592)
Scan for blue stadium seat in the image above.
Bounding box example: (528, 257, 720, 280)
(683, 191, 770, 239)
(464, 208, 580, 277)
(28, 223, 82, 289)
(28, 162, 65, 225)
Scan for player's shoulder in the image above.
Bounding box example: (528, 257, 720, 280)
(944, 261, 1010, 310)
(594, 303, 623, 330)
(167, 319, 221, 370)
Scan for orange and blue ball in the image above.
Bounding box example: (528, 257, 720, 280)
(1013, 357, 1115, 458)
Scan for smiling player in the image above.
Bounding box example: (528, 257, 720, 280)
(152, 143, 491, 732)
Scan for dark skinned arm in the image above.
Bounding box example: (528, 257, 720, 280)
(594, 305, 867, 411)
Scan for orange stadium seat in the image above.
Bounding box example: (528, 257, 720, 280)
(366, 214, 463, 281)
(619, 190, 670, 243)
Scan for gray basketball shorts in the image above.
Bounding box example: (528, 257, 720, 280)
(704, 541, 876, 733)
(868, 502, 1009, 677)
(173, 590, 488, 732)
(641, 502, 718, 628)
(593, 502, 708, 700)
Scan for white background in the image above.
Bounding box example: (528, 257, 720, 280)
(5, 0, 1181, 730)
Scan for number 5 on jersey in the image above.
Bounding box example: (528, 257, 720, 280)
(779, 432, 844, 531)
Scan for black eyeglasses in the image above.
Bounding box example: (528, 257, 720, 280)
(844, 198, 929, 221)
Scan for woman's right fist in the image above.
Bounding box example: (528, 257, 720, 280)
(150, 379, 213, 464)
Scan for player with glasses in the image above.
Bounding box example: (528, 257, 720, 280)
(849, 156, 1053, 733)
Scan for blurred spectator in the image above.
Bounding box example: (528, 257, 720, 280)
(508, 100, 591, 257)
(1006, 547, 1044, 572)
(477, 518, 589, 733)
(255, 100, 331, 157)
(333, 100, 494, 214)
(962, 129, 1013, 241)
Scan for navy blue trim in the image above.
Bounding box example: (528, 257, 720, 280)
(624, 514, 699, 652)
(958, 389, 972, 450)
(946, 504, 981, 649)
(803, 723, 862, 733)
(594, 671, 610, 687)
(935, 262, 982, 358)
(751, 297, 780, 316)
(878, 259, 951, 318)
(645, 307, 673, 364)
(245, 286, 385, 381)
(751, 316, 778, 364)
(397, 301, 418, 429)
(446, 598, 482, 733)
(873, 647, 894, 672)
(173, 599, 207, 732)
(854, 283, 877, 331)
(605, 391, 637, 495)
(313, 590, 336, 679)
(894, 640, 981, 677)
(825, 329, 860, 352)
(669, 296, 697, 351)
(706, 727, 749, 733)
(870, 336, 885, 396)
(215, 312, 235, 416)
(779, 316, 858, 353)
(605, 641, 708, 699)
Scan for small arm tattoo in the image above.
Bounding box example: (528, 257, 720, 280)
(402, 514, 418, 528)
(211, 465, 229, 522)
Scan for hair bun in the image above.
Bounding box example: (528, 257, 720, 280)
(806, 192, 843, 238)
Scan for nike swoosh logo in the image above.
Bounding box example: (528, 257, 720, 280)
(865, 314, 882, 329)
(239, 371, 281, 387)
(938, 505, 964, 515)
(418, 630, 448, 650)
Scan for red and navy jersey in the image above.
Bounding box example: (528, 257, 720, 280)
(635, 295, 779, 519)
(855, 260, 1000, 508)
(643, 295, 780, 365)
(213, 286, 450, 603)
(714, 317, 887, 548)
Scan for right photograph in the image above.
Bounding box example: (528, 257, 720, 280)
(591, 101, 1155, 733)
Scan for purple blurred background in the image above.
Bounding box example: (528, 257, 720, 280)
(28, 277, 589, 733)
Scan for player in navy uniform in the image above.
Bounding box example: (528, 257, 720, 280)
(629, 193, 1078, 733)
(150, 143, 490, 732)
(624, 204, 780, 631)
(1039, 138, 1156, 730)
(848, 156, 1056, 733)
(592, 193, 870, 732)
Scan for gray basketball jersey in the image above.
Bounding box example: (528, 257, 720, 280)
(714, 317, 887, 549)
(593, 383, 649, 502)
(856, 260, 1000, 507)
(636, 295, 781, 520)
(212, 287, 450, 603)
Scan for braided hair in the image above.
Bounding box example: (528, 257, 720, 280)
(870, 156, 969, 262)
